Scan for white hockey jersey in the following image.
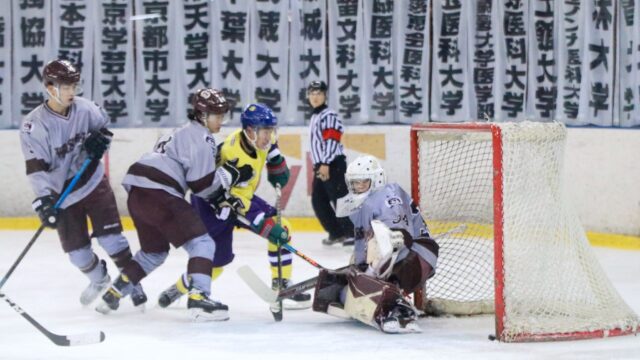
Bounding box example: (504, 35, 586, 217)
(349, 183, 438, 269)
(19, 97, 109, 208)
(122, 121, 230, 200)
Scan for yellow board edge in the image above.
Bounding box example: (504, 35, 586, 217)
(1, 217, 638, 251)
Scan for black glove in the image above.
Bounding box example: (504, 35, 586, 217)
(84, 128, 113, 159)
(209, 190, 244, 221)
(221, 159, 253, 188)
(32, 195, 59, 228)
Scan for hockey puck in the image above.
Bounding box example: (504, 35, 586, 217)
(488, 334, 497, 341)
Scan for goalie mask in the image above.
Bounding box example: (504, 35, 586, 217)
(335, 155, 386, 217)
(346, 155, 386, 195)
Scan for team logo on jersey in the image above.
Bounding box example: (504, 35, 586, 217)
(385, 196, 403, 208)
(21, 121, 33, 134)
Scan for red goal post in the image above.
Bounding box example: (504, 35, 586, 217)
(409, 122, 639, 342)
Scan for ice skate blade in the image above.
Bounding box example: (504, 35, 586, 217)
(190, 308, 230, 322)
(282, 298, 312, 310)
(381, 319, 422, 334)
(95, 301, 113, 315)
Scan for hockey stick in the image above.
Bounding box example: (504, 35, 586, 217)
(0, 157, 94, 290)
(238, 265, 351, 305)
(272, 184, 284, 322)
(235, 214, 325, 270)
(0, 292, 105, 346)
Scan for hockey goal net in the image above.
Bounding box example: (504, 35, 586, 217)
(410, 121, 639, 342)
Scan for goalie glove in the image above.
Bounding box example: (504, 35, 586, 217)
(367, 221, 406, 279)
(266, 155, 290, 188)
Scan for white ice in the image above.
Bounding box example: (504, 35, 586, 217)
(0, 230, 638, 360)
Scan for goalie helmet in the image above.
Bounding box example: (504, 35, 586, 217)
(192, 88, 229, 115)
(345, 155, 386, 194)
(43, 59, 80, 86)
(240, 103, 278, 129)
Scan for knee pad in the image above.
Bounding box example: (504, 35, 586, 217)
(68, 245, 98, 272)
(97, 233, 129, 255)
(183, 233, 215, 260)
(132, 251, 168, 275)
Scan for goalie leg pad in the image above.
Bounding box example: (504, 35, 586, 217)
(342, 269, 404, 330)
(312, 269, 349, 313)
(388, 251, 433, 294)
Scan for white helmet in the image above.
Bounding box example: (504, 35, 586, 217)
(345, 155, 386, 194)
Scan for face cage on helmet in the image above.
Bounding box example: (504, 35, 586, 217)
(198, 111, 229, 125)
(346, 170, 385, 194)
(243, 126, 278, 151)
(47, 82, 83, 106)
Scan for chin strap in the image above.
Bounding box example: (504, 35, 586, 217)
(46, 86, 64, 106)
(242, 128, 261, 150)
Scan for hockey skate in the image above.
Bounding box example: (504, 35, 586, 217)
(157, 277, 188, 308)
(322, 235, 347, 246)
(273, 278, 312, 310)
(80, 260, 111, 306)
(379, 300, 422, 334)
(131, 284, 148, 311)
(95, 274, 133, 314)
(342, 237, 355, 246)
(187, 288, 229, 322)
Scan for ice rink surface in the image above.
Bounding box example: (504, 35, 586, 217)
(0, 230, 638, 360)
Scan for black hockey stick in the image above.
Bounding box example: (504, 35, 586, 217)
(0, 158, 94, 290)
(238, 265, 351, 305)
(272, 184, 284, 322)
(0, 292, 105, 346)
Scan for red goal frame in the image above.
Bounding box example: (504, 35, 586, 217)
(410, 122, 637, 342)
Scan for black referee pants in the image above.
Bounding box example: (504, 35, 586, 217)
(311, 155, 354, 239)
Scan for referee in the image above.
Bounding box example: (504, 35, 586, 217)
(307, 81, 353, 245)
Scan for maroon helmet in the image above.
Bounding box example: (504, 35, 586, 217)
(192, 88, 229, 115)
(42, 59, 80, 86)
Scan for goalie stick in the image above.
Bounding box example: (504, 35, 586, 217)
(238, 225, 468, 306)
(0, 292, 105, 346)
(238, 266, 346, 305)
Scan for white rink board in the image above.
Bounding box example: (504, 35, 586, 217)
(0, 126, 639, 234)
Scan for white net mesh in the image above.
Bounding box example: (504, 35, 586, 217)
(415, 122, 639, 342)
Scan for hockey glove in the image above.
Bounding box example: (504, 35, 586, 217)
(254, 217, 290, 246)
(32, 195, 59, 228)
(266, 155, 290, 188)
(221, 159, 253, 188)
(208, 190, 244, 221)
(84, 128, 113, 159)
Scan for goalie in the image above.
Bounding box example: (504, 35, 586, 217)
(312, 155, 439, 333)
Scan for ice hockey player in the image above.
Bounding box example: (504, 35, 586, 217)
(157, 103, 312, 312)
(19, 59, 146, 308)
(95, 88, 252, 321)
(312, 155, 439, 333)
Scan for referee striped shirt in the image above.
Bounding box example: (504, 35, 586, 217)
(309, 104, 345, 166)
